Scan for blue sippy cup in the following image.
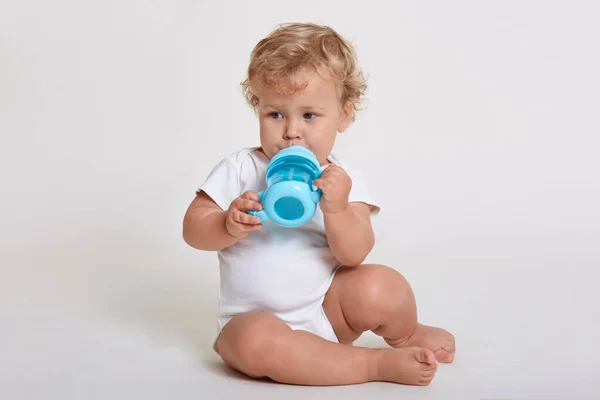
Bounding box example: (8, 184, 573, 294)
(248, 146, 325, 228)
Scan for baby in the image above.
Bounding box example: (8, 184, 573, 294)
(183, 22, 455, 386)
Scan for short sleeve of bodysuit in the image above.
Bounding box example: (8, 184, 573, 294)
(343, 167, 381, 215)
(345, 167, 380, 215)
(197, 153, 242, 212)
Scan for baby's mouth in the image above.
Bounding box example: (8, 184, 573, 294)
(286, 140, 307, 149)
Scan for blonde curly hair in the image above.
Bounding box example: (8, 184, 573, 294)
(241, 22, 368, 122)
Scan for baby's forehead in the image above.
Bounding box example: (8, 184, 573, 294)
(259, 81, 339, 105)
(266, 73, 340, 96)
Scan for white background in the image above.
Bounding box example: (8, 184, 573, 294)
(1, 0, 599, 399)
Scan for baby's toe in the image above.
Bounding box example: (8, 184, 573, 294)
(447, 335, 456, 347)
(434, 345, 455, 363)
(419, 348, 437, 366)
(419, 374, 435, 386)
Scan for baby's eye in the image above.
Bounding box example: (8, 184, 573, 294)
(303, 113, 316, 120)
(271, 112, 283, 119)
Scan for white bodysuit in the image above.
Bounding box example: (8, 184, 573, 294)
(198, 147, 380, 342)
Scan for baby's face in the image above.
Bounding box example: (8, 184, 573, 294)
(256, 67, 352, 166)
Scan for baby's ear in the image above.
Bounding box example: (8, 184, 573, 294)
(338, 101, 354, 133)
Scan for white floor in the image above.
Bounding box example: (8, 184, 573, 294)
(2, 242, 599, 400)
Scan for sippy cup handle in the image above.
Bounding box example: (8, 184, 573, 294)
(247, 191, 269, 222)
(309, 164, 329, 201)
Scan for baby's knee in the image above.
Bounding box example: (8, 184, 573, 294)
(359, 265, 416, 319)
(220, 311, 277, 355)
(218, 311, 290, 376)
(361, 265, 412, 303)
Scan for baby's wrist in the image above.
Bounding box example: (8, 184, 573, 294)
(223, 211, 242, 240)
(322, 202, 350, 215)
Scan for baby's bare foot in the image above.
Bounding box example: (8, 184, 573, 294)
(393, 324, 456, 363)
(375, 347, 438, 386)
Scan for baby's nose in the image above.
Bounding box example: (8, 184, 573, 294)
(284, 132, 300, 140)
(283, 124, 301, 140)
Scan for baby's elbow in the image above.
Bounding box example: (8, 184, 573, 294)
(341, 257, 366, 268)
(182, 224, 208, 251)
(182, 221, 194, 247)
(182, 214, 202, 249)
(337, 248, 371, 267)
(342, 237, 375, 267)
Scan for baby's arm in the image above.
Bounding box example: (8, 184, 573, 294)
(323, 202, 375, 266)
(182, 190, 263, 251)
(313, 165, 375, 266)
(183, 191, 239, 251)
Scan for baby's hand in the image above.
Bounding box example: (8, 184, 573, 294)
(313, 165, 352, 214)
(225, 190, 263, 238)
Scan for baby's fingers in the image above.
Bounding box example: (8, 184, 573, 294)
(235, 198, 263, 212)
(234, 210, 262, 225)
(313, 178, 330, 190)
(240, 190, 262, 202)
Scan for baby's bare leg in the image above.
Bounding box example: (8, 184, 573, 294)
(216, 311, 437, 386)
(324, 264, 456, 363)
